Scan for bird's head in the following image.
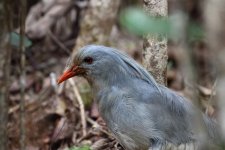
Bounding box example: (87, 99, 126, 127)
(58, 45, 158, 88)
(58, 45, 111, 84)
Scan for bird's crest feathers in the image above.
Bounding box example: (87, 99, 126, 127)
(83, 45, 161, 92)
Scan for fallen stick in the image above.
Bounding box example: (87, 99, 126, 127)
(68, 79, 87, 136)
(8, 86, 53, 114)
(86, 116, 113, 138)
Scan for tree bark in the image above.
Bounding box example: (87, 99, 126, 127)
(0, 1, 12, 149)
(19, 0, 27, 149)
(142, 0, 168, 85)
(72, 0, 120, 54)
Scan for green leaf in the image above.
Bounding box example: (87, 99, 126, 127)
(120, 7, 205, 42)
(69, 145, 90, 150)
(119, 7, 170, 36)
(9, 32, 32, 48)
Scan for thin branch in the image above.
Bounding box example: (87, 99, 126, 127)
(47, 30, 70, 55)
(68, 79, 87, 136)
(8, 86, 53, 114)
(86, 116, 113, 138)
(205, 79, 217, 115)
(19, 0, 27, 149)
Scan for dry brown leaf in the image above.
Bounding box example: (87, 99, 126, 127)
(51, 117, 72, 142)
(55, 97, 67, 116)
(91, 101, 99, 118)
(198, 85, 215, 96)
(91, 138, 109, 150)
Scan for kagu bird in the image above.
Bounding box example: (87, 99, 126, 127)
(58, 45, 219, 150)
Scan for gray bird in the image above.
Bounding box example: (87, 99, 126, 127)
(58, 45, 219, 150)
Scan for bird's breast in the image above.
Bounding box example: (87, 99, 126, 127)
(95, 87, 152, 150)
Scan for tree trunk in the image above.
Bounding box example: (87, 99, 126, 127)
(142, 0, 168, 85)
(72, 0, 120, 54)
(204, 0, 225, 139)
(0, 1, 13, 149)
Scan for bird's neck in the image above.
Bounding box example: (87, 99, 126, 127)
(87, 73, 129, 95)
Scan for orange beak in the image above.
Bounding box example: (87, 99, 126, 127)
(57, 66, 80, 84)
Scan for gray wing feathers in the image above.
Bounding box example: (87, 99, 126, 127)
(158, 85, 219, 143)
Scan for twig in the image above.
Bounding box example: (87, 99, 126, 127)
(77, 116, 113, 143)
(51, 117, 67, 142)
(47, 30, 70, 55)
(205, 79, 217, 115)
(50, 72, 58, 93)
(25, 73, 57, 113)
(68, 79, 87, 136)
(9, 78, 54, 114)
(19, 0, 27, 149)
(86, 116, 113, 138)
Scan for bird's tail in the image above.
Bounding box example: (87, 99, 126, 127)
(203, 115, 221, 143)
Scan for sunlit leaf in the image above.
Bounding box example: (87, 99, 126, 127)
(120, 7, 170, 36)
(9, 32, 32, 48)
(120, 7, 205, 41)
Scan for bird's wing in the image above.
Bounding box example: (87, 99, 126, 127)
(114, 80, 196, 144)
(100, 82, 219, 148)
(102, 85, 194, 145)
(140, 84, 219, 143)
(143, 84, 195, 144)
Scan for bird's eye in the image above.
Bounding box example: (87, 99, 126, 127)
(83, 57, 93, 64)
